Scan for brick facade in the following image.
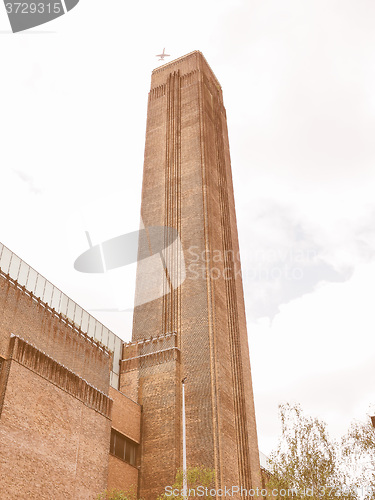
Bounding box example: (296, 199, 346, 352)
(0, 51, 262, 499)
(127, 51, 262, 499)
(0, 271, 111, 393)
(0, 335, 111, 499)
(0, 271, 141, 499)
(120, 333, 181, 498)
(108, 386, 141, 492)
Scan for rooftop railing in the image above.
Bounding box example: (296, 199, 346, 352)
(0, 242, 122, 389)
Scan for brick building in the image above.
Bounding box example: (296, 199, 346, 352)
(0, 245, 141, 499)
(123, 50, 262, 499)
(0, 51, 262, 499)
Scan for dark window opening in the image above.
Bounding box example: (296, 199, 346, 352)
(110, 429, 138, 466)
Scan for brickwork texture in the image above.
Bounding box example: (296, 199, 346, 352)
(125, 51, 262, 499)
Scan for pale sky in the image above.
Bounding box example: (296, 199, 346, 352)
(1, 0, 375, 456)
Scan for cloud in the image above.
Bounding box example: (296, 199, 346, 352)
(255, 357, 375, 456)
(13, 169, 42, 195)
(241, 200, 360, 320)
(250, 259, 375, 454)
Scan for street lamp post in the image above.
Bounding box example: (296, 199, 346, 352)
(182, 377, 187, 500)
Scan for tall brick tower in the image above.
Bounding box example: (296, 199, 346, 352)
(120, 51, 262, 498)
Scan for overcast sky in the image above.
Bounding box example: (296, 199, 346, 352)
(1, 0, 375, 456)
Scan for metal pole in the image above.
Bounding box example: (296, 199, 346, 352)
(182, 377, 187, 500)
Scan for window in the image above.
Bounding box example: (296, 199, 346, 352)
(110, 429, 138, 467)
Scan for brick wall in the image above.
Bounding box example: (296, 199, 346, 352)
(107, 387, 141, 493)
(107, 455, 139, 493)
(109, 386, 141, 444)
(0, 272, 111, 393)
(0, 272, 117, 498)
(130, 51, 262, 499)
(0, 343, 111, 499)
(120, 334, 181, 499)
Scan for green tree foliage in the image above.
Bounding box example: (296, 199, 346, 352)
(341, 418, 375, 500)
(157, 466, 215, 500)
(266, 403, 358, 500)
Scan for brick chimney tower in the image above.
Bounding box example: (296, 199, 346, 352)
(120, 51, 262, 499)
